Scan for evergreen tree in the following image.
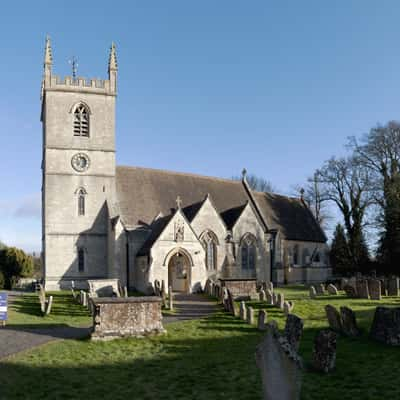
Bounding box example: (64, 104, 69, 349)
(330, 224, 352, 275)
(0, 247, 34, 289)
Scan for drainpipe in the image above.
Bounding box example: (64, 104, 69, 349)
(268, 230, 278, 284)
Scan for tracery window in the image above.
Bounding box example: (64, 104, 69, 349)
(201, 231, 218, 270)
(73, 104, 89, 136)
(241, 234, 256, 270)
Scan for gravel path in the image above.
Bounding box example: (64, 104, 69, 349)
(0, 293, 218, 360)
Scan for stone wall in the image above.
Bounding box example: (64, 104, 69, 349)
(91, 297, 165, 340)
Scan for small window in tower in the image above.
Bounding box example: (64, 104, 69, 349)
(73, 104, 90, 137)
(78, 248, 85, 272)
(76, 188, 86, 216)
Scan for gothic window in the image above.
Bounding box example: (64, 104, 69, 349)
(78, 248, 85, 272)
(201, 231, 218, 270)
(241, 234, 256, 270)
(73, 104, 89, 137)
(293, 244, 299, 265)
(314, 251, 321, 263)
(76, 188, 87, 216)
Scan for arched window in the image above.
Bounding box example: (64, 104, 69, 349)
(76, 188, 87, 216)
(73, 104, 89, 137)
(241, 234, 256, 270)
(293, 244, 299, 265)
(314, 251, 321, 263)
(201, 231, 218, 270)
(77, 247, 85, 272)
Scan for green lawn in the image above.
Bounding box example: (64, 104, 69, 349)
(7, 291, 91, 328)
(1, 287, 399, 400)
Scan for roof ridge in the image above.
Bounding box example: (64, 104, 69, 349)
(116, 164, 244, 185)
(252, 189, 302, 202)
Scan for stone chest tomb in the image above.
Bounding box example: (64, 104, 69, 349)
(91, 297, 165, 340)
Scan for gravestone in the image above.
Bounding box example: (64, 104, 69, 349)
(284, 314, 304, 352)
(154, 280, 161, 296)
(45, 295, 53, 316)
(356, 279, 369, 299)
(204, 279, 212, 295)
(266, 290, 273, 305)
(88, 279, 120, 298)
(370, 306, 400, 346)
(340, 278, 348, 290)
(343, 285, 357, 298)
(247, 306, 254, 325)
(283, 302, 291, 316)
(340, 306, 360, 337)
(387, 277, 399, 297)
(259, 289, 266, 302)
(268, 282, 274, 293)
(368, 279, 382, 301)
(272, 292, 278, 306)
(227, 289, 236, 316)
(256, 323, 302, 400)
(309, 286, 317, 299)
(347, 277, 357, 291)
(312, 330, 337, 373)
(168, 286, 173, 310)
(240, 301, 247, 320)
(325, 305, 342, 332)
(327, 284, 338, 295)
(316, 284, 325, 295)
(277, 293, 284, 309)
(258, 310, 267, 331)
(380, 279, 387, 296)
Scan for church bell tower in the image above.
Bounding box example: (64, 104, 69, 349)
(41, 37, 117, 290)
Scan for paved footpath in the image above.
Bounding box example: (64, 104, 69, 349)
(0, 293, 218, 360)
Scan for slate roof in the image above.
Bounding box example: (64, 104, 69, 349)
(115, 165, 327, 245)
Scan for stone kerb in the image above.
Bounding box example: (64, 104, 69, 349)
(91, 296, 165, 340)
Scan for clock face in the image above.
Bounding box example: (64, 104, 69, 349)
(71, 153, 90, 172)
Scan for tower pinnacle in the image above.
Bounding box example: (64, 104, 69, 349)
(44, 35, 53, 66)
(108, 42, 118, 72)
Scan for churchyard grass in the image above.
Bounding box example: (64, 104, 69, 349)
(7, 291, 91, 328)
(1, 286, 400, 399)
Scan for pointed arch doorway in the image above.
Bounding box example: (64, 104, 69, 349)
(168, 251, 191, 293)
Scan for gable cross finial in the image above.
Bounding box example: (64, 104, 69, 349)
(242, 168, 247, 179)
(176, 195, 182, 209)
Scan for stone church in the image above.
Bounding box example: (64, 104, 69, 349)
(41, 38, 331, 292)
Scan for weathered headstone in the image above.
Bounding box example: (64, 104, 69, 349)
(340, 306, 360, 337)
(259, 289, 266, 302)
(45, 295, 53, 315)
(327, 284, 338, 295)
(272, 292, 278, 306)
(370, 306, 400, 345)
(39, 284, 46, 313)
(284, 314, 304, 352)
(387, 277, 399, 297)
(315, 284, 325, 295)
(340, 278, 348, 290)
(227, 289, 236, 316)
(258, 310, 267, 331)
(309, 286, 317, 299)
(256, 323, 302, 400)
(247, 306, 254, 325)
(368, 279, 382, 301)
(325, 305, 342, 332)
(312, 330, 337, 373)
(356, 279, 369, 299)
(266, 290, 273, 305)
(277, 293, 284, 309)
(240, 301, 247, 320)
(168, 286, 173, 310)
(380, 279, 387, 296)
(268, 282, 274, 293)
(343, 285, 357, 298)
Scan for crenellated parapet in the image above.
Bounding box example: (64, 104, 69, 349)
(44, 75, 116, 95)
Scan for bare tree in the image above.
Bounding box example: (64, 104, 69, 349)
(293, 173, 330, 229)
(232, 173, 275, 193)
(315, 156, 373, 269)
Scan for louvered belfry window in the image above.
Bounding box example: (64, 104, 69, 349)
(73, 104, 89, 136)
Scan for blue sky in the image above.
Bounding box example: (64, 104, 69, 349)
(1, 1, 400, 252)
